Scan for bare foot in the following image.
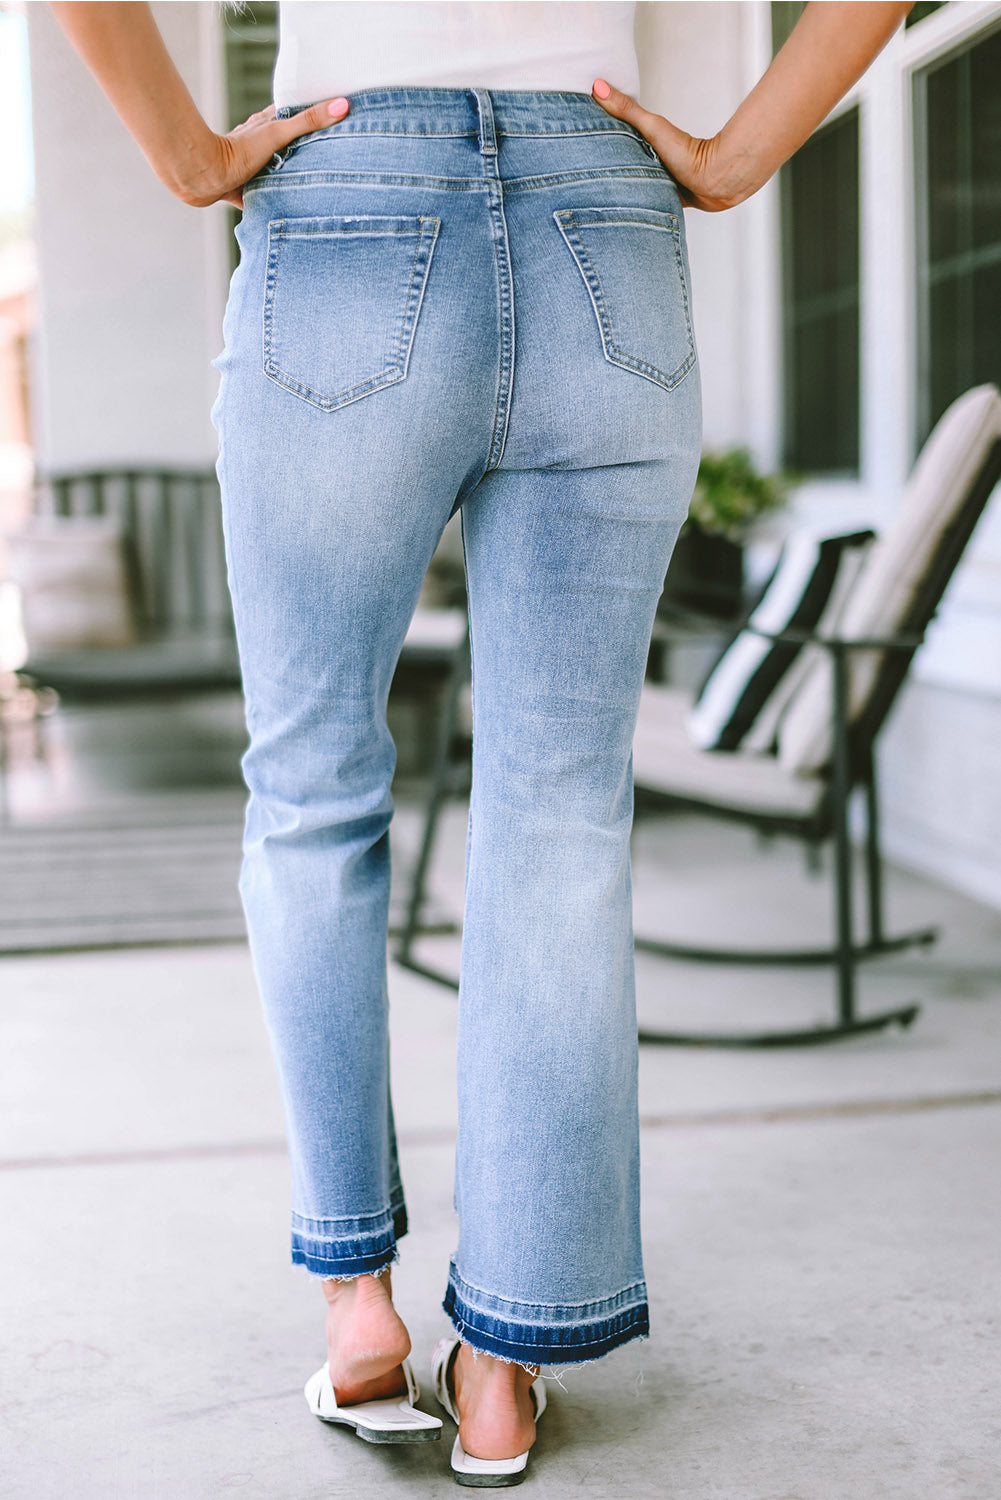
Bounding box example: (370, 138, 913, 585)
(452, 1344, 539, 1461)
(323, 1270, 412, 1406)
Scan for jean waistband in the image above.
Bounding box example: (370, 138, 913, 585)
(275, 88, 646, 151)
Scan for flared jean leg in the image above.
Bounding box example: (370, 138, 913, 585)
(214, 379, 473, 1279)
(209, 103, 510, 1276)
(221, 519, 420, 1274)
(445, 454, 695, 1364)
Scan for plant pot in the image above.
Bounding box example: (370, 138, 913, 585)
(660, 522, 744, 620)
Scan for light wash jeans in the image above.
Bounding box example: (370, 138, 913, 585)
(212, 88, 701, 1367)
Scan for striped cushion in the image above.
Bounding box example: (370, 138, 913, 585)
(741, 539, 873, 754)
(685, 529, 875, 752)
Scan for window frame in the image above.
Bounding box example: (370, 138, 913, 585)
(894, 1, 1001, 463)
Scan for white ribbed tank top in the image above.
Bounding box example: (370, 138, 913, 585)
(273, 2, 640, 106)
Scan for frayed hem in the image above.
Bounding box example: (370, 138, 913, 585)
(295, 1249, 400, 1284)
(290, 1202, 407, 1280)
(537, 1328, 650, 1379)
(445, 1323, 649, 1376)
(448, 1329, 540, 1378)
(443, 1279, 650, 1368)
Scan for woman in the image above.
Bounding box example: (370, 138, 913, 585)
(52, 1, 912, 1486)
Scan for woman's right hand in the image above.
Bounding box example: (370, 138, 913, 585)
(48, 1, 351, 211)
(179, 97, 351, 209)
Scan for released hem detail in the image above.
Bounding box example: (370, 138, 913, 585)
(290, 1202, 408, 1279)
(443, 1265, 649, 1367)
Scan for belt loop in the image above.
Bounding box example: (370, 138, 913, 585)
(472, 88, 497, 155)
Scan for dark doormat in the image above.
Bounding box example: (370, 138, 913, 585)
(0, 799, 247, 953)
(0, 793, 454, 954)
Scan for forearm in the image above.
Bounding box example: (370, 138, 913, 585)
(48, 2, 216, 201)
(713, 1, 912, 205)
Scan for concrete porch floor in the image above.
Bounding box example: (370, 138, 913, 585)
(1, 799, 1000, 1499)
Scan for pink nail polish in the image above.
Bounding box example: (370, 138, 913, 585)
(593, 79, 611, 100)
(328, 97, 349, 115)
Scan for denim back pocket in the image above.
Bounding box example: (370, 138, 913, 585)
(554, 206, 695, 392)
(264, 215, 441, 411)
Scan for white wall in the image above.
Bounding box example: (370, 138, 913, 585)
(27, 1, 228, 470)
(880, 683, 1001, 911)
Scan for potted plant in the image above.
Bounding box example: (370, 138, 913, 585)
(661, 448, 790, 619)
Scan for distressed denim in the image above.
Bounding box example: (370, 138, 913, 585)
(212, 88, 701, 1366)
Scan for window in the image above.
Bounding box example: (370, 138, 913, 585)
(771, 3, 860, 474)
(914, 24, 1001, 446)
(780, 109, 861, 474)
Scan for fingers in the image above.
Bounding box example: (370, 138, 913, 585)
(591, 78, 658, 135)
(214, 95, 349, 211)
(274, 95, 350, 147)
(591, 78, 714, 206)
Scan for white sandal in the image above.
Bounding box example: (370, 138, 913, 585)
(431, 1336, 547, 1488)
(304, 1358, 443, 1444)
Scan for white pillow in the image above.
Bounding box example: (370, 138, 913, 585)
(778, 385, 1001, 776)
(8, 516, 139, 651)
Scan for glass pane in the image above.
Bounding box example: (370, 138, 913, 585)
(782, 111, 860, 473)
(917, 25, 1001, 444)
(790, 307, 860, 472)
(930, 262, 1001, 422)
(928, 280, 963, 427)
(925, 47, 962, 263)
(970, 36, 1001, 251)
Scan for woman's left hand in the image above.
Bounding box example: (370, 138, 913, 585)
(591, 6, 914, 211)
(181, 98, 351, 208)
(591, 79, 740, 212)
